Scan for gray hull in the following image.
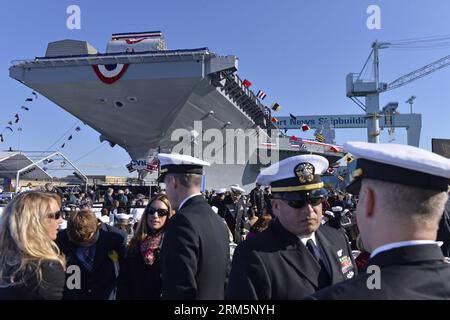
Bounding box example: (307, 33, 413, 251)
(10, 42, 344, 190)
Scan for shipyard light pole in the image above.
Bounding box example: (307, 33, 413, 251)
(346, 37, 450, 143)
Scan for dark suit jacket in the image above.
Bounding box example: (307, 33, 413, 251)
(226, 219, 356, 300)
(160, 195, 229, 300)
(437, 199, 450, 257)
(0, 260, 65, 300)
(310, 244, 450, 300)
(56, 228, 125, 300)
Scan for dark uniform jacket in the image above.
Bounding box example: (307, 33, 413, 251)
(226, 219, 356, 300)
(0, 260, 65, 300)
(160, 195, 229, 300)
(437, 198, 450, 257)
(223, 197, 247, 244)
(250, 188, 265, 216)
(310, 244, 450, 300)
(56, 228, 125, 300)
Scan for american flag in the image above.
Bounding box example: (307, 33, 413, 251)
(145, 159, 159, 172)
(257, 90, 267, 100)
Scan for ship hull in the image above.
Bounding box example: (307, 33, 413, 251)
(10, 48, 344, 190)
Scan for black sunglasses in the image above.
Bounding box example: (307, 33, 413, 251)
(146, 207, 169, 217)
(47, 210, 63, 220)
(273, 197, 324, 209)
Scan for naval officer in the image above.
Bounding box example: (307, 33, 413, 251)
(311, 141, 450, 300)
(222, 184, 248, 244)
(226, 155, 356, 300)
(158, 153, 229, 300)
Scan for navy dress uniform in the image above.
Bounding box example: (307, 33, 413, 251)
(157, 154, 229, 300)
(223, 185, 248, 244)
(226, 155, 356, 300)
(249, 184, 265, 216)
(210, 188, 227, 217)
(311, 141, 450, 300)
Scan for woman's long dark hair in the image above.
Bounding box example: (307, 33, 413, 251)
(126, 194, 174, 257)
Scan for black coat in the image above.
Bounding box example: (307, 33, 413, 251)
(310, 244, 450, 299)
(117, 249, 162, 300)
(0, 260, 65, 300)
(223, 197, 247, 244)
(160, 195, 229, 300)
(56, 228, 125, 300)
(250, 188, 265, 216)
(437, 199, 450, 257)
(226, 219, 357, 300)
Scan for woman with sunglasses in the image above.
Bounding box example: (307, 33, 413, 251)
(118, 194, 174, 299)
(0, 191, 66, 300)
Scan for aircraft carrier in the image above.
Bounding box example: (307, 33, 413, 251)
(9, 31, 345, 190)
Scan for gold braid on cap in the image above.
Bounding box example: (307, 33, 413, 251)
(351, 168, 363, 180)
(271, 182, 324, 193)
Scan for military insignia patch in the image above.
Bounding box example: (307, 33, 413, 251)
(294, 162, 315, 184)
(339, 255, 353, 275)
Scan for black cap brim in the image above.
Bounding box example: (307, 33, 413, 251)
(345, 178, 361, 195)
(273, 188, 328, 201)
(156, 172, 167, 183)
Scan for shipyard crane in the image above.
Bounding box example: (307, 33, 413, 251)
(346, 36, 450, 143)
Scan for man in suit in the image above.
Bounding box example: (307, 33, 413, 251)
(158, 153, 229, 300)
(227, 155, 356, 300)
(311, 141, 450, 300)
(57, 210, 125, 300)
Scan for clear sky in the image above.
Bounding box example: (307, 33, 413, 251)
(1, 0, 450, 177)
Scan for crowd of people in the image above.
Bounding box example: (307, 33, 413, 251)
(0, 141, 450, 300)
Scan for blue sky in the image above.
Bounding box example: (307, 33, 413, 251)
(1, 0, 450, 176)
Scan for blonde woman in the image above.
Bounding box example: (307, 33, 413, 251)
(0, 191, 66, 300)
(118, 194, 174, 299)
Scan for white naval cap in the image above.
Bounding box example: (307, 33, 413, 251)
(344, 141, 450, 194)
(256, 155, 329, 201)
(230, 184, 245, 193)
(116, 213, 131, 221)
(157, 153, 210, 182)
(215, 188, 227, 194)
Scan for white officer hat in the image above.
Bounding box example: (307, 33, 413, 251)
(215, 188, 227, 194)
(157, 153, 210, 182)
(116, 213, 131, 221)
(256, 155, 329, 201)
(344, 141, 450, 194)
(230, 184, 245, 194)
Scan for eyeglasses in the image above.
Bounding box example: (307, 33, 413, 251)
(146, 207, 169, 217)
(273, 197, 324, 209)
(47, 210, 63, 220)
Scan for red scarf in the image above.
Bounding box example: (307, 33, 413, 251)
(140, 231, 163, 266)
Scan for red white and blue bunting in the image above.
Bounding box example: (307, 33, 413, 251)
(92, 63, 129, 84)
